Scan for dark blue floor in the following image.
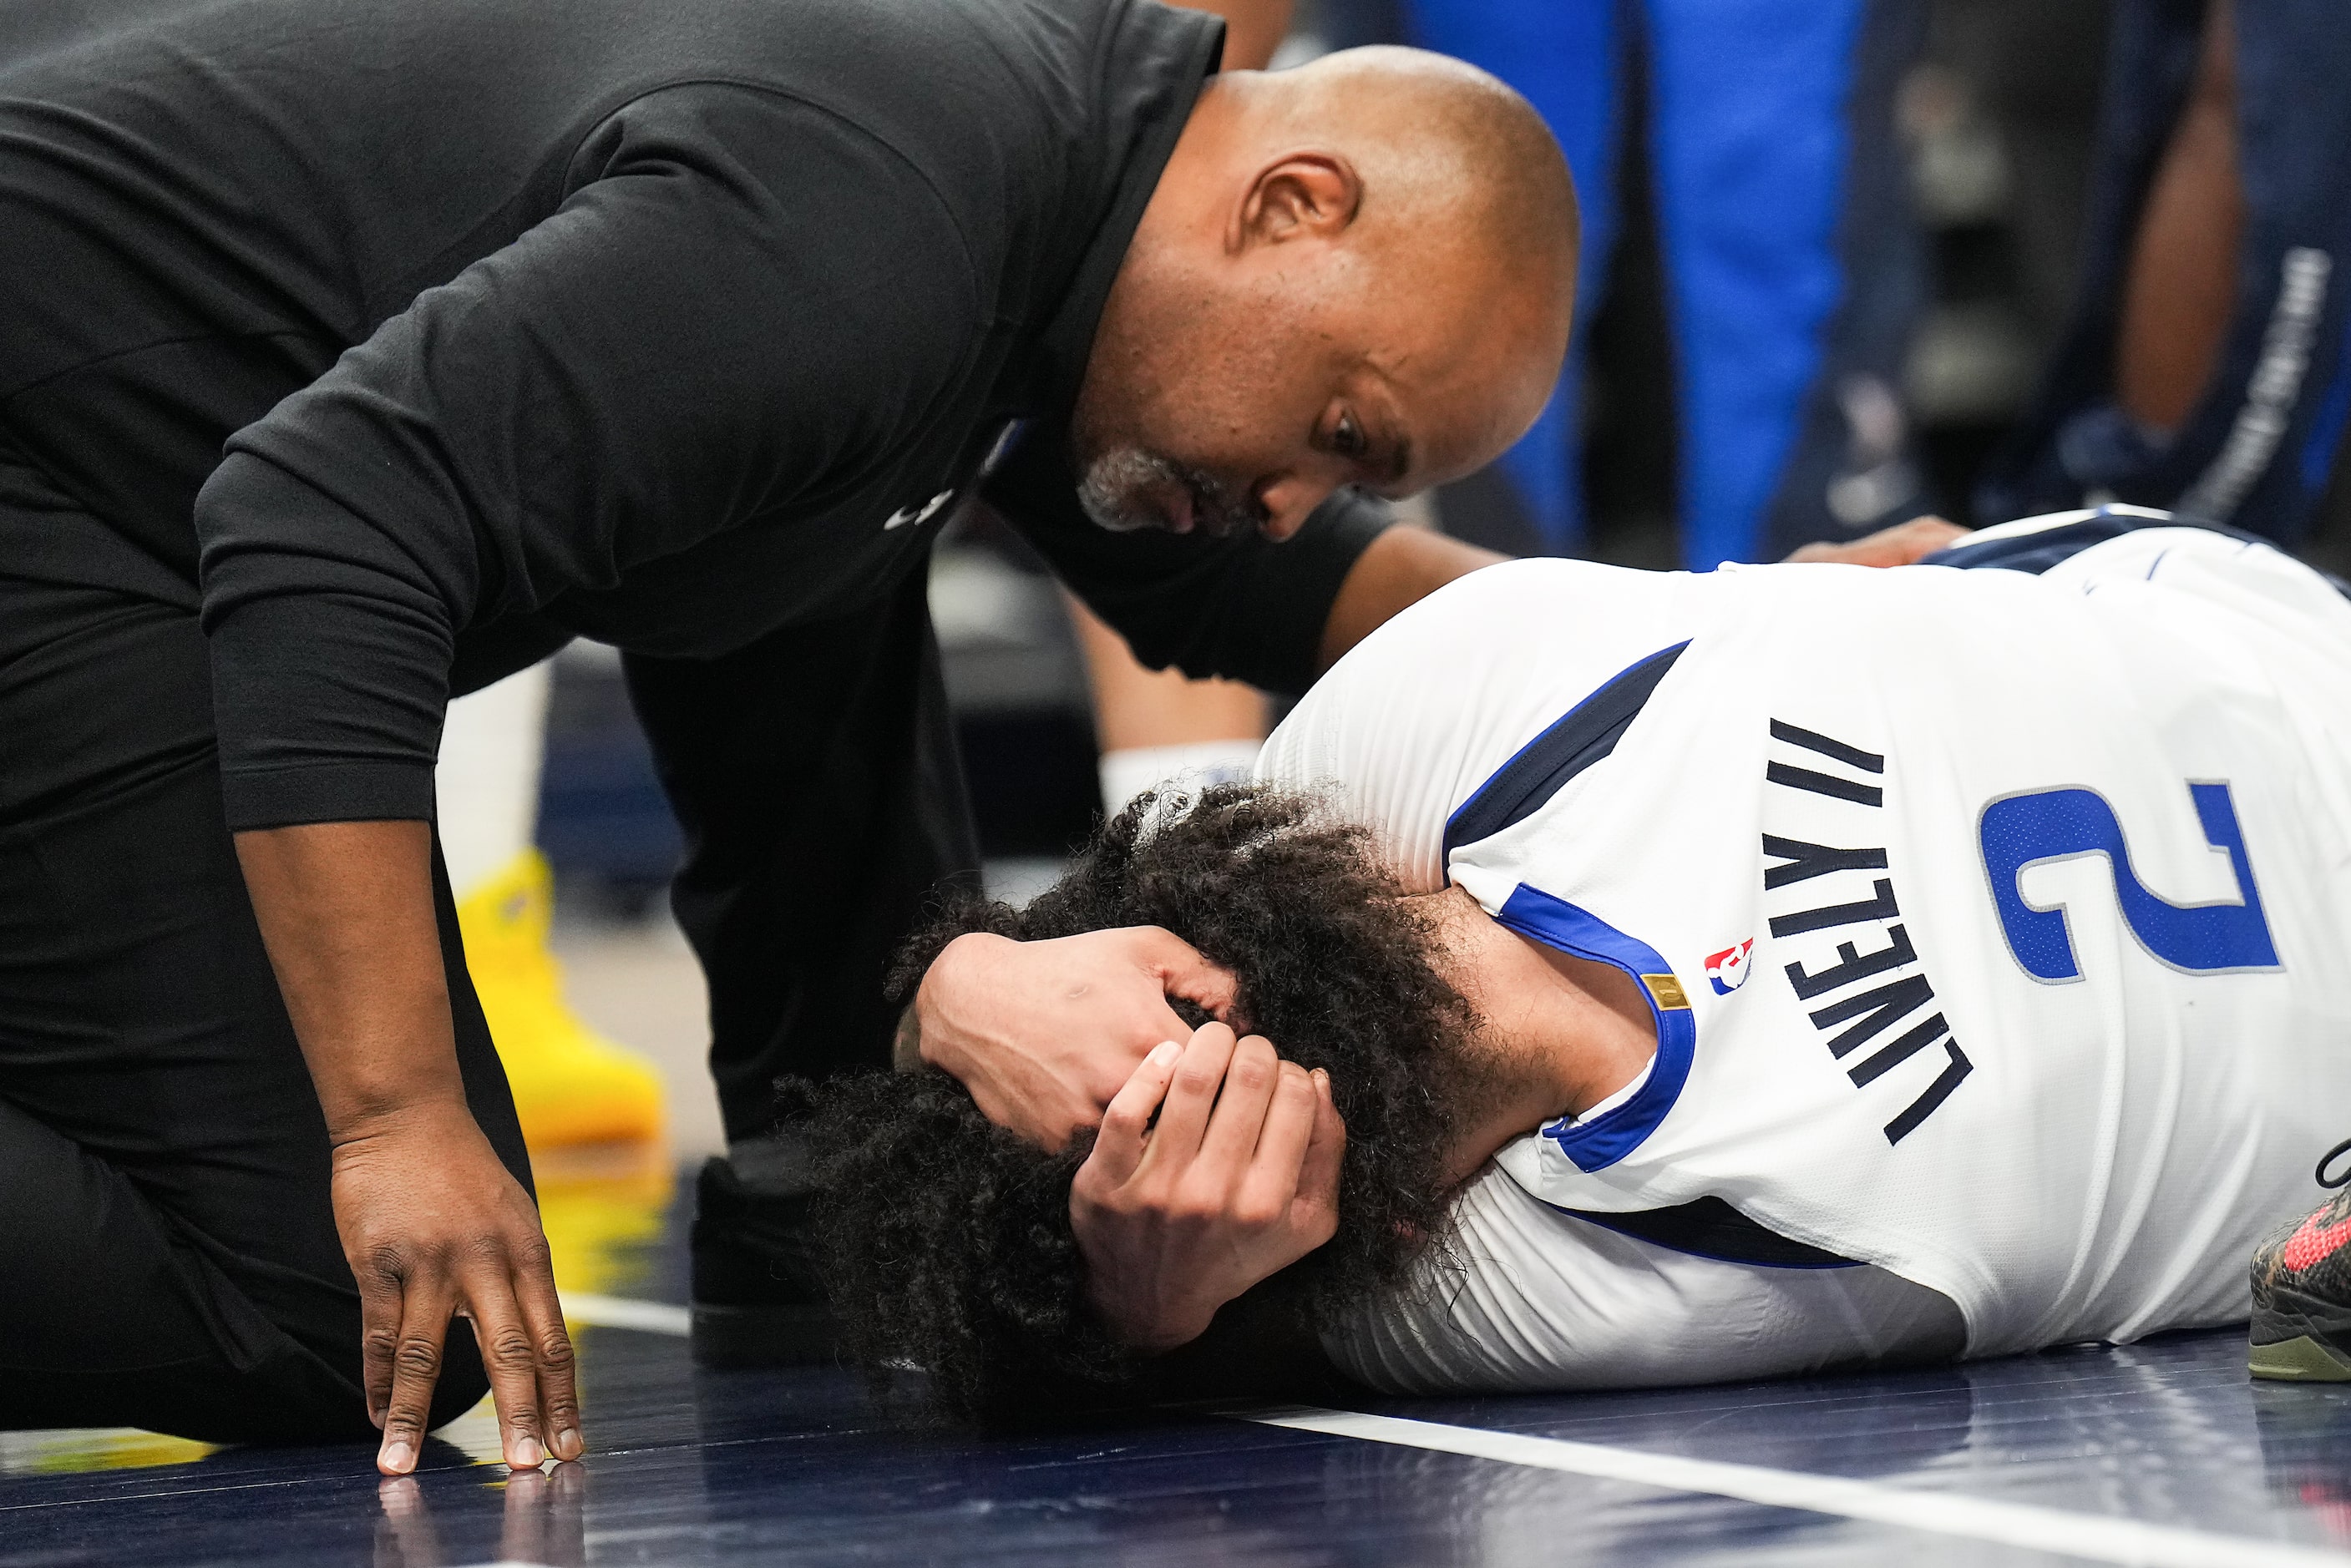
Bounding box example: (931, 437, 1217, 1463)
(8, 1175, 2351, 1566)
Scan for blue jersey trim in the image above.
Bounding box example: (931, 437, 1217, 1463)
(1919, 505, 2190, 574)
(1919, 504, 2351, 602)
(1546, 1201, 1862, 1271)
(1492, 883, 1695, 1173)
(1916, 504, 2289, 576)
(1442, 641, 1689, 866)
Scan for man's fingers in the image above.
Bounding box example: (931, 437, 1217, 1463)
(512, 1257, 582, 1464)
(1198, 1034, 1283, 1170)
(463, 1274, 548, 1471)
(1786, 516, 1971, 569)
(374, 1474, 443, 1566)
(1236, 1060, 1320, 1218)
(357, 1267, 404, 1431)
(1090, 1038, 1183, 1186)
(1128, 926, 1241, 1020)
(377, 1282, 455, 1476)
(1144, 1022, 1238, 1167)
(1295, 1069, 1347, 1230)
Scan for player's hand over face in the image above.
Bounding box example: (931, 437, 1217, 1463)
(1069, 1022, 1345, 1352)
(914, 927, 1239, 1151)
(330, 1101, 580, 1477)
(1784, 515, 1972, 568)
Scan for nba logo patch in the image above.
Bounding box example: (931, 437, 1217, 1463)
(1705, 938, 1754, 995)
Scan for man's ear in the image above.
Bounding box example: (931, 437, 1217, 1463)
(1237, 152, 1360, 250)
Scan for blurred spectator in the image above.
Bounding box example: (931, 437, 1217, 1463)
(1304, 0, 1936, 567)
(1926, 1, 2110, 352)
(1979, 0, 2351, 545)
(1892, 3, 2109, 516)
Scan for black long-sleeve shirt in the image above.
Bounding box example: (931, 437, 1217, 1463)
(0, 0, 1389, 832)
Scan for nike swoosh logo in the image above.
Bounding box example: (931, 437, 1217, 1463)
(884, 488, 955, 531)
(2283, 1211, 2351, 1273)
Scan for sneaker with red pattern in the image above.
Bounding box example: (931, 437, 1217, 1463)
(2252, 1139, 2351, 1381)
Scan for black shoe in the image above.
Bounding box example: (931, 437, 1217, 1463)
(2250, 1139, 2351, 1381)
(689, 1154, 841, 1368)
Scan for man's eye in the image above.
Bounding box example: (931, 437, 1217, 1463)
(1334, 412, 1367, 458)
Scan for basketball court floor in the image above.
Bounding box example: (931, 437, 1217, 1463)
(7, 1159, 2351, 1568)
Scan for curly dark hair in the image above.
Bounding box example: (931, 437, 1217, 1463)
(792, 782, 1481, 1422)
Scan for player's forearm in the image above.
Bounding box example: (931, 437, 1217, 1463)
(1067, 591, 1268, 752)
(1315, 525, 1506, 672)
(233, 818, 467, 1138)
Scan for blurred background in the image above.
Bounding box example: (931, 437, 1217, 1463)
(464, 0, 2351, 1178)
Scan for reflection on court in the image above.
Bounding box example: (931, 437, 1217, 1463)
(0, 1141, 674, 1486)
(8, 1168, 2351, 1567)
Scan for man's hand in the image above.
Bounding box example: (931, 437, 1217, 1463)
(236, 819, 580, 1475)
(915, 927, 1239, 1151)
(332, 1101, 579, 1478)
(1784, 515, 1972, 568)
(1069, 1023, 1345, 1352)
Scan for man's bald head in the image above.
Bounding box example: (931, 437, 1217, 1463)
(1274, 47, 1578, 298)
(1072, 46, 1576, 540)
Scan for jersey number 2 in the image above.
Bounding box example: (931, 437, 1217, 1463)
(1978, 782, 2278, 982)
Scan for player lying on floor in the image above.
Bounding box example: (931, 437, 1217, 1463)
(800, 508, 2351, 1419)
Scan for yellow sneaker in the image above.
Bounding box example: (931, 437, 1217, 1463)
(538, 1145, 676, 1302)
(458, 849, 666, 1151)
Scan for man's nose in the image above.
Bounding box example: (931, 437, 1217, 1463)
(1253, 473, 1342, 542)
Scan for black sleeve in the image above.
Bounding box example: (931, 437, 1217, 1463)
(193, 86, 975, 831)
(982, 422, 1393, 697)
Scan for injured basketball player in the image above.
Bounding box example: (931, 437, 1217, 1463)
(801, 508, 2351, 1419)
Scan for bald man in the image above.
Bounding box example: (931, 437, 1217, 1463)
(0, 0, 1570, 1470)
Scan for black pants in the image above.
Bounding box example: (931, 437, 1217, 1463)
(626, 569, 980, 1142)
(0, 562, 980, 1440)
(0, 575, 524, 1444)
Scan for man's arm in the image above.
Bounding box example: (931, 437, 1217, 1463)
(197, 94, 980, 1473)
(198, 90, 975, 837)
(234, 822, 576, 1477)
(1315, 524, 1506, 671)
(1783, 515, 1968, 567)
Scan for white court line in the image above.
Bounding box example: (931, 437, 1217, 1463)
(1234, 1404, 2351, 1568)
(521, 1307, 2349, 1565)
(557, 1292, 690, 1336)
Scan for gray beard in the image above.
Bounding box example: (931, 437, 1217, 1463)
(1076, 445, 1262, 537)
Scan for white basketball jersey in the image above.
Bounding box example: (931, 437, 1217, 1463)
(1259, 519, 2351, 1360)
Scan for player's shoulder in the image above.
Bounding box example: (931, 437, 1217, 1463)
(1324, 1165, 1965, 1394)
(1300, 556, 1709, 709)
(1259, 560, 1713, 887)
